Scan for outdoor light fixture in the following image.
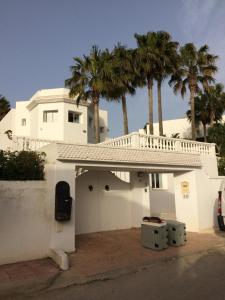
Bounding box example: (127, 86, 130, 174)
(137, 172, 145, 178)
(105, 185, 110, 191)
(88, 185, 93, 191)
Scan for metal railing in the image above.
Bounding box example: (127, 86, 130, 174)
(12, 136, 58, 151)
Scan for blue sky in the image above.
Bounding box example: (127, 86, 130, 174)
(0, 0, 224, 137)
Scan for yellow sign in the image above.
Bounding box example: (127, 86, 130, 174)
(181, 181, 189, 198)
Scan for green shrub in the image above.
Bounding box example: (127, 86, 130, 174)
(208, 124, 225, 156)
(218, 157, 225, 176)
(0, 150, 45, 180)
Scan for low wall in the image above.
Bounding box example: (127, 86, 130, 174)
(0, 181, 51, 265)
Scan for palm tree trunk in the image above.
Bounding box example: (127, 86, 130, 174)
(121, 94, 129, 135)
(190, 87, 196, 140)
(93, 98, 100, 143)
(157, 80, 163, 136)
(210, 111, 214, 127)
(147, 78, 154, 135)
(203, 123, 207, 142)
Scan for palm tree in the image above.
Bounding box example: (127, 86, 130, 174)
(0, 95, 10, 121)
(65, 46, 111, 143)
(207, 83, 225, 126)
(153, 31, 179, 136)
(169, 43, 218, 140)
(134, 32, 159, 135)
(186, 92, 210, 142)
(187, 85, 225, 142)
(103, 44, 141, 135)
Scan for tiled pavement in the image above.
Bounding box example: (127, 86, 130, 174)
(70, 228, 225, 278)
(1, 228, 225, 297)
(0, 258, 59, 283)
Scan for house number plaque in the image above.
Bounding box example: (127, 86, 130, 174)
(181, 181, 189, 199)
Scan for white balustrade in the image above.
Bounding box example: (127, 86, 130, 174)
(12, 136, 58, 151)
(100, 132, 216, 156)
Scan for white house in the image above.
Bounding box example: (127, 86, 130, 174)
(0, 88, 108, 145)
(0, 88, 225, 270)
(140, 115, 225, 139)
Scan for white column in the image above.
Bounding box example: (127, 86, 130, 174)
(47, 161, 76, 253)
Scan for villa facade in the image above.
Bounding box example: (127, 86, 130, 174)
(0, 87, 224, 270)
(0, 88, 108, 144)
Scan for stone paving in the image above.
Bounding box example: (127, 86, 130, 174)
(0, 258, 59, 283)
(71, 228, 225, 278)
(1, 228, 225, 297)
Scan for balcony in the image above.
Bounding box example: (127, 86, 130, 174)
(100, 132, 216, 156)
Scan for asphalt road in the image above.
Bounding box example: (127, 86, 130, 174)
(14, 248, 225, 300)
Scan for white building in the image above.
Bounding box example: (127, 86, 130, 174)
(0, 88, 108, 145)
(140, 115, 225, 139)
(0, 88, 225, 270)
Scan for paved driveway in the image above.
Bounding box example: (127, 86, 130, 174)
(2, 228, 225, 299)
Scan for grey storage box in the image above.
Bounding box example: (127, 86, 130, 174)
(166, 220, 186, 247)
(141, 221, 168, 251)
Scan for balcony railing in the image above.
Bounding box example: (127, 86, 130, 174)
(100, 132, 216, 156)
(12, 136, 58, 151)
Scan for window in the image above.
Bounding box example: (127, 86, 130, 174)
(68, 111, 81, 123)
(150, 173, 163, 189)
(100, 126, 104, 133)
(21, 118, 26, 126)
(43, 110, 58, 123)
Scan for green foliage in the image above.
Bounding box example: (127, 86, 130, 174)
(0, 150, 45, 180)
(218, 157, 225, 176)
(0, 95, 10, 121)
(208, 124, 225, 156)
(169, 43, 218, 140)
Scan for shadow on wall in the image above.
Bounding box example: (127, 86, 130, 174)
(76, 171, 131, 235)
(75, 170, 177, 235)
(150, 190, 176, 220)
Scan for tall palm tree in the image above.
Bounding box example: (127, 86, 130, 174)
(103, 44, 141, 135)
(154, 31, 179, 136)
(65, 46, 111, 143)
(169, 43, 218, 140)
(186, 92, 210, 142)
(187, 85, 225, 142)
(0, 95, 10, 121)
(134, 32, 159, 135)
(207, 83, 225, 126)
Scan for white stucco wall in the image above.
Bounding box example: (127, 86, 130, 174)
(36, 102, 64, 140)
(0, 181, 51, 265)
(63, 102, 88, 144)
(0, 134, 17, 151)
(0, 88, 109, 145)
(0, 109, 15, 134)
(75, 170, 150, 234)
(174, 169, 225, 232)
(149, 174, 176, 220)
(142, 115, 225, 139)
(14, 101, 31, 137)
(76, 171, 132, 234)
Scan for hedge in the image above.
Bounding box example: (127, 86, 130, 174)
(0, 150, 45, 180)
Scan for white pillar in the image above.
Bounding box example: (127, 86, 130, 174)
(174, 170, 200, 232)
(46, 161, 76, 253)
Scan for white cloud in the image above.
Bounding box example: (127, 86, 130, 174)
(179, 0, 219, 40)
(178, 0, 225, 84)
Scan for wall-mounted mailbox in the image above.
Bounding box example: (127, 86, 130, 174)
(55, 181, 72, 221)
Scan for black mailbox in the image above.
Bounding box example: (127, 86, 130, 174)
(55, 181, 72, 221)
